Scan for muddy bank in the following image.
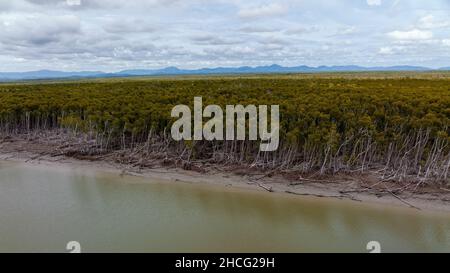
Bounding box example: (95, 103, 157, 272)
(0, 134, 449, 212)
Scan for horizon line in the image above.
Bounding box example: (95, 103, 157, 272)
(1, 63, 449, 74)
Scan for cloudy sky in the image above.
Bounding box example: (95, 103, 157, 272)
(0, 0, 449, 72)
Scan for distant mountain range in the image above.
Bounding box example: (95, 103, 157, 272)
(0, 64, 449, 81)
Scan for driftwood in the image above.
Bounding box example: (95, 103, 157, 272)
(1, 130, 448, 210)
(285, 190, 362, 202)
(247, 181, 274, 192)
(382, 186, 421, 210)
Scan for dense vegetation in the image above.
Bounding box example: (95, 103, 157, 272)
(0, 75, 449, 183)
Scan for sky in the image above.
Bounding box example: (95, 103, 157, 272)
(0, 0, 449, 72)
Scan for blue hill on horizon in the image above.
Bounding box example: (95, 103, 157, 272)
(0, 64, 445, 81)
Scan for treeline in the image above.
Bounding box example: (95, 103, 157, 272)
(0, 77, 449, 183)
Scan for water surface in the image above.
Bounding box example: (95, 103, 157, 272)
(0, 161, 449, 252)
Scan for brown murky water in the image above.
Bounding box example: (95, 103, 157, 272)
(0, 161, 449, 253)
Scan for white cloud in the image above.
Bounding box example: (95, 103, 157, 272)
(191, 34, 239, 45)
(379, 47, 393, 55)
(366, 0, 381, 6)
(387, 29, 433, 40)
(25, 0, 181, 10)
(66, 0, 80, 6)
(1, 0, 450, 71)
(336, 26, 357, 35)
(239, 26, 279, 33)
(103, 19, 157, 34)
(418, 15, 449, 29)
(238, 3, 287, 19)
(0, 14, 81, 46)
(284, 25, 319, 35)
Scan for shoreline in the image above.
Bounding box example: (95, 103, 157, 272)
(1, 147, 449, 214)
